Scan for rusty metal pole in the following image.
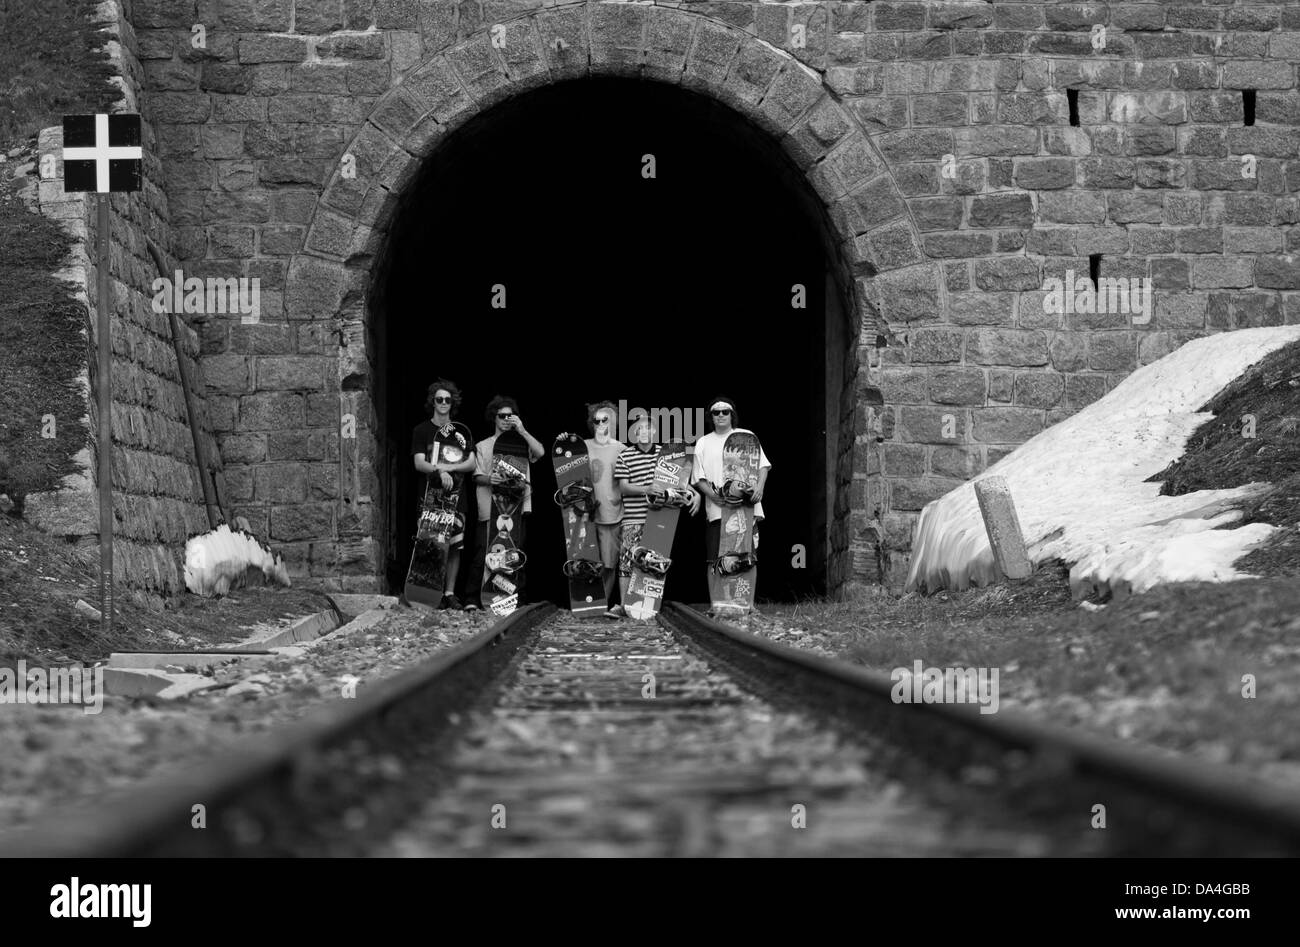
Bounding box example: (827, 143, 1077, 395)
(96, 193, 113, 636)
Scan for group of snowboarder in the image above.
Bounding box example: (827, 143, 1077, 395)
(408, 380, 770, 617)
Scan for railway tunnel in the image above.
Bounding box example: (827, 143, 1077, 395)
(371, 77, 852, 606)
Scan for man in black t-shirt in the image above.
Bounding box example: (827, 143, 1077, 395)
(410, 379, 476, 609)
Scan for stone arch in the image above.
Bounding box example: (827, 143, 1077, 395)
(286, 5, 928, 591)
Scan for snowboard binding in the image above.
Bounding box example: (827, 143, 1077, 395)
(631, 546, 672, 577)
(719, 479, 755, 506)
(494, 475, 529, 506)
(562, 558, 604, 581)
(647, 487, 695, 510)
(485, 548, 527, 574)
(553, 480, 598, 516)
(714, 551, 757, 576)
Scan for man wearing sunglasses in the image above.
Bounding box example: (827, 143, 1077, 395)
(584, 401, 626, 617)
(411, 380, 476, 609)
(692, 396, 771, 592)
(469, 395, 546, 610)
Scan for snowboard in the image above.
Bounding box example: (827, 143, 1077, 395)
(552, 433, 605, 617)
(403, 424, 469, 608)
(480, 430, 530, 617)
(708, 430, 761, 616)
(624, 441, 692, 621)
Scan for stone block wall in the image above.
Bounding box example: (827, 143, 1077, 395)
(98, 0, 1300, 593)
(26, 0, 225, 593)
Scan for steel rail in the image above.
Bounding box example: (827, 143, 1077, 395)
(659, 602, 1300, 854)
(0, 603, 555, 857)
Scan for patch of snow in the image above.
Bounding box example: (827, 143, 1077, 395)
(906, 327, 1300, 597)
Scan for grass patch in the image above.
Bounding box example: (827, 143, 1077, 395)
(0, 512, 334, 664)
(761, 564, 1300, 789)
(0, 0, 119, 504)
(0, 0, 117, 144)
(1148, 337, 1300, 577)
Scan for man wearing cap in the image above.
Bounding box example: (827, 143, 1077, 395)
(691, 395, 770, 595)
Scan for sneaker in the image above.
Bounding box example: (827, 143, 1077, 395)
(445, 594, 463, 610)
(438, 595, 451, 610)
(605, 605, 625, 619)
(464, 601, 480, 612)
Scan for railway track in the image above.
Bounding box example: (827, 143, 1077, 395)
(4, 603, 1298, 857)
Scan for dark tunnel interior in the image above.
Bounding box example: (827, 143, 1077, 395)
(373, 77, 841, 606)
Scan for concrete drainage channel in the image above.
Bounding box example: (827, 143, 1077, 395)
(100, 596, 393, 699)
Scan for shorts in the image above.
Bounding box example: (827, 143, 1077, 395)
(596, 522, 621, 570)
(618, 522, 644, 578)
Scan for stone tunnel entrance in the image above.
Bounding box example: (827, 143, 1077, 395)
(371, 77, 852, 606)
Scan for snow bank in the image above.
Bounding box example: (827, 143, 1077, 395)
(183, 523, 291, 597)
(905, 327, 1300, 598)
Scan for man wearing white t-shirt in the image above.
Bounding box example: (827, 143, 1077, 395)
(692, 396, 770, 574)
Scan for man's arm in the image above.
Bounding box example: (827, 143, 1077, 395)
(512, 420, 546, 462)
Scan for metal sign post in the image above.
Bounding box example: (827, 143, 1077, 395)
(62, 113, 142, 639)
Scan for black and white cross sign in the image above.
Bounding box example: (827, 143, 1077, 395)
(62, 113, 143, 193)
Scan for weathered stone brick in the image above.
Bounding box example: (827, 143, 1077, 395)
(1148, 258, 1188, 290)
(1014, 158, 1075, 190)
(1175, 228, 1223, 254)
(924, 232, 994, 259)
(883, 444, 926, 478)
(1108, 191, 1164, 224)
(1088, 333, 1137, 371)
(286, 257, 346, 320)
(998, 92, 1064, 126)
(972, 407, 1042, 444)
(202, 353, 251, 392)
(270, 503, 334, 541)
(929, 368, 986, 406)
(239, 392, 304, 430)
(861, 220, 925, 271)
(256, 356, 330, 390)
(892, 478, 963, 511)
(1134, 159, 1186, 189)
(878, 129, 953, 163)
(929, 445, 980, 480)
(974, 258, 1041, 292)
(967, 328, 1049, 366)
(1224, 62, 1296, 91)
(1256, 256, 1300, 290)
(1065, 374, 1107, 408)
(239, 34, 309, 63)
(970, 193, 1034, 229)
(880, 368, 929, 404)
(910, 328, 963, 363)
(910, 197, 963, 232)
(868, 264, 942, 324)
(949, 293, 1013, 327)
(1155, 294, 1209, 329)
(955, 125, 1038, 157)
(898, 407, 967, 445)
(1012, 371, 1064, 408)
(1192, 257, 1255, 289)
(1040, 191, 1106, 224)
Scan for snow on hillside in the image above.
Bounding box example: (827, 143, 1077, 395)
(905, 327, 1300, 598)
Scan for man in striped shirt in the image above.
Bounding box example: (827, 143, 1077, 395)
(614, 412, 700, 612)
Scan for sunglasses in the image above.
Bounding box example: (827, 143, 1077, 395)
(711, 408, 732, 416)
(497, 411, 515, 419)
(594, 417, 611, 425)
(434, 396, 452, 404)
